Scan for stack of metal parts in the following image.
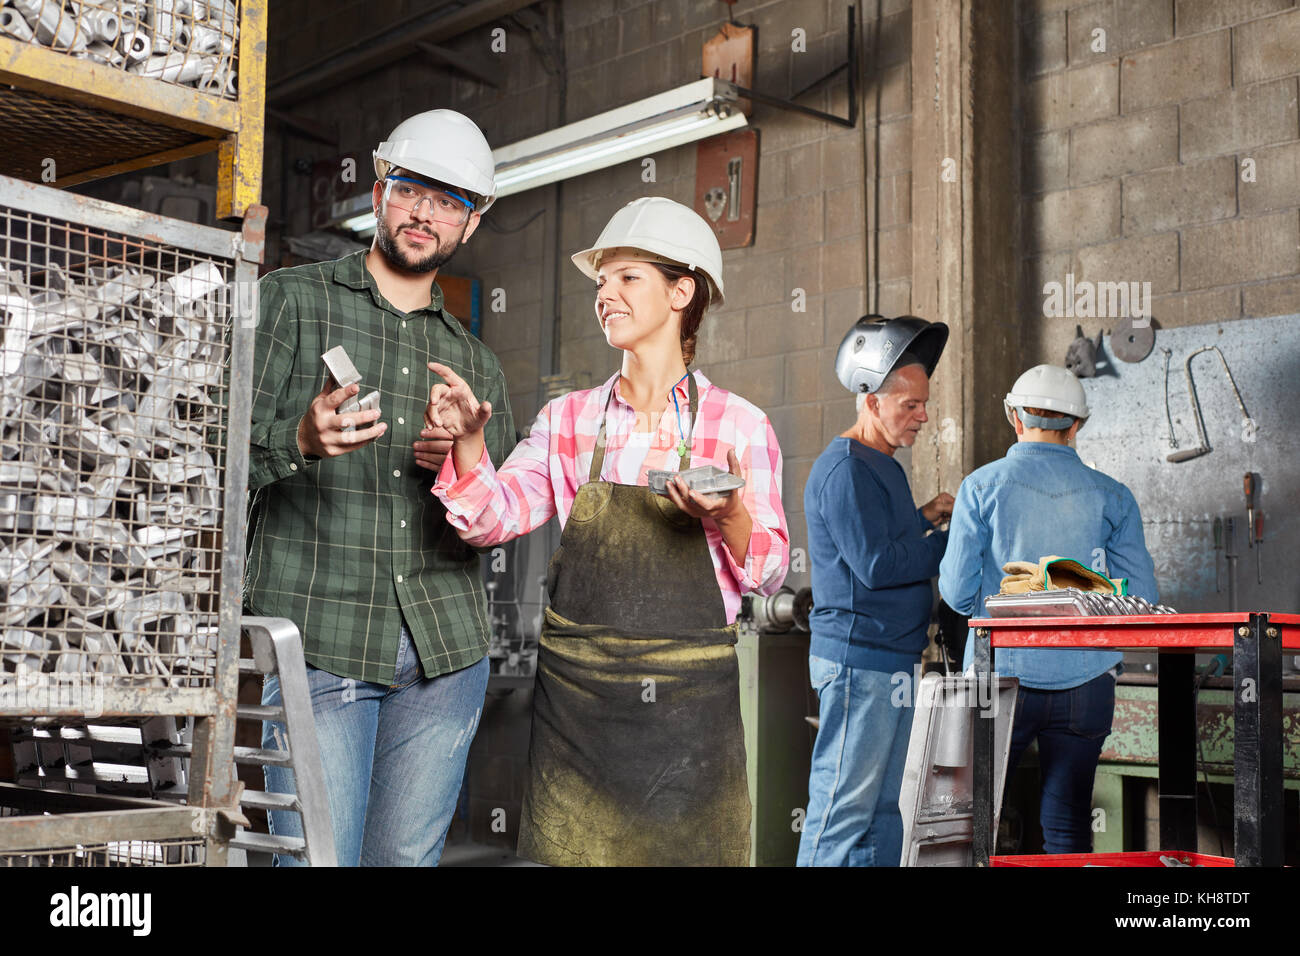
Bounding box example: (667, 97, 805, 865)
(1, 249, 230, 688)
(8, 716, 187, 796)
(984, 589, 1177, 618)
(0, 0, 241, 99)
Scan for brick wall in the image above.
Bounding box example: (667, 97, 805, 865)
(262, 0, 904, 586)
(1020, 0, 1300, 366)
(258, 0, 901, 849)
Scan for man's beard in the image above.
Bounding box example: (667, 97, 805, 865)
(374, 216, 463, 274)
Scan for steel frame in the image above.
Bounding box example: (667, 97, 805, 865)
(0, 0, 265, 219)
(969, 612, 1296, 867)
(0, 175, 263, 865)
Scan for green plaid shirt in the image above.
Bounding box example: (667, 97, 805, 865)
(244, 250, 515, 683)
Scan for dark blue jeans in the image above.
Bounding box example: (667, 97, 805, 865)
(1006, 672, 1115, 854)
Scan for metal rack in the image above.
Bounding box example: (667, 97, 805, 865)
(0, 0, 266, 218)
(968, 611, 1298, 867)
(0, 173, 263, 864)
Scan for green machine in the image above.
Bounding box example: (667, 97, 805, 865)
(736, 589, 816, 866)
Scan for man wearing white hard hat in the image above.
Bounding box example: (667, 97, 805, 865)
(422, 196, 790, 865)
(247, 109, 515, 865)
(938, 364, 1158, 854)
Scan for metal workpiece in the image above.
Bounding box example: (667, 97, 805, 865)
(321, 345, 362, 391)
(0, 175, 258, 712)
(6, 0, 241, 97)
(983, 589, 1176, 618)
(1, 177, 265, 866)
(321, 346, 379, 428)
(0, 2, 265, 218)
(647, 464, 747, 497)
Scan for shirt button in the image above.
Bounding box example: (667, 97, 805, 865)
(289, 462, 298, 471)
(398, 417, 405, 425)
(400, 519, 407, 528)
(393, 469, 401, 478)
(402, 321, 407, 328)
(396, 574, 403, 583)
(402, 366, 409, 375)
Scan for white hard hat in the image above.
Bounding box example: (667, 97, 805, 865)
(1004, 364, 1090, 426)
(571, 197, 725, 307)
(373, 109, 497, 213)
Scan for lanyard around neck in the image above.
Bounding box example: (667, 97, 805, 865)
(590, 373, 699, 482)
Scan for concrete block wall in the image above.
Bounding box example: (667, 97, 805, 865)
(1021, 0, 1300, 367)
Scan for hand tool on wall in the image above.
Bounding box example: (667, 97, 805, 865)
(1224, 516, 1238, 612)
(1161, 347, 1178, 449)
(1213, 516, 1222, 592)
(1254, 511, 1263, 585)
(1166, 346, 1251, 463)
(1243, 472, 1257, 550)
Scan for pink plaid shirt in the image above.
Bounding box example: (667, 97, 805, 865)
(433, 369, 789, 622)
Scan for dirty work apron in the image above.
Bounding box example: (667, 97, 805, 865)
(517, 375, 751, 866)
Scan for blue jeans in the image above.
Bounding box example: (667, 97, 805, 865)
(261, 622, 489, 866)
(797, 655, 915, 867)
(1007, 672, 1115, 854)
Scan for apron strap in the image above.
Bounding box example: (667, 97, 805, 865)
(589, 372, 699, 483)
(680, 372, 698, 471)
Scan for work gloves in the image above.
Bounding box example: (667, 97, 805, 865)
(999, 555, 1127, 596)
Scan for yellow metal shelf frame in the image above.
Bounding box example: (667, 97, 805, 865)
(0, 0, 265, 219)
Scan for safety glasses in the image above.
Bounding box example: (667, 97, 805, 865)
(383, 176, 474, 226)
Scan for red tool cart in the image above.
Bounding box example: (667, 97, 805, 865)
(968, 612, 1298, 867)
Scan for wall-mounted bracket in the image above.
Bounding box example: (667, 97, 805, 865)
(724, 4, 857, 129)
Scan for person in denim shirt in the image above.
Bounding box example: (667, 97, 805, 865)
(798, 316, 953, 867)
(938, 364, 1158, 854)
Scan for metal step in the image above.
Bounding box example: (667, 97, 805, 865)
(239, 658, 264, 676)
(236, 704, 284, 723)
(162, 743, 291, 766)
(229, 829, 307, 859)
(239, 789, 297, 813)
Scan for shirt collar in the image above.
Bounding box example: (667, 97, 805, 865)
(603, 369, 711, 409)
(331, 249, 450, 320)
(1007, 440, 1080, 459)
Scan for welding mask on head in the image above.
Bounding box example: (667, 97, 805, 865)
(834, 314, 949, 394)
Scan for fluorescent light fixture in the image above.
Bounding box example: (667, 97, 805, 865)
(492, 78, 746, 198)
(329, 78, 746, 234)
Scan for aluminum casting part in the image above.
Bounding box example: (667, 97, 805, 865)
(11, 0, 90, 51)
(321, 346, 362, 391)
(0, 223, 231, 685)
(646, 464, 746, 497)
(342, 389, 381, 433)
(0, 7, 36, 41)
(117, 27, 152, 61)
(132, 52, 218, 85)
(76, 5, 121, 43)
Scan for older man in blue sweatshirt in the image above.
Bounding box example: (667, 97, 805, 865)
(938, 365, 1158, 854)
(798, 315, 952, 867)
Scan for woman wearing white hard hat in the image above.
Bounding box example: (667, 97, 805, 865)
(422, 197, 790, 866)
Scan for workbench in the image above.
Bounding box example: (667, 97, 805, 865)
(969, 612, 1299, 867)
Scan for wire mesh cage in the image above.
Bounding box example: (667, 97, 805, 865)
(0, 833, 205, 866)
(0, 782, 206, 865)
(0, 174, 258, 725)
(0, 1, 265, 217)
(0, 0, 241, 99)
